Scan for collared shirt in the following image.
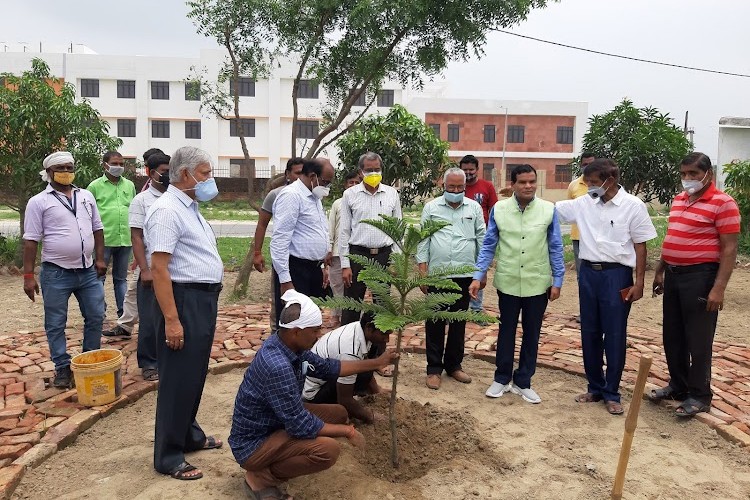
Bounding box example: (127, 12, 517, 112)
(567, 175, 588, 240)
(270, 179, 329, 283)
(303, 321, 371, 400)
(416, 195, 486, 277)
(128, 185, 163, 265)
(339, 182, 402, 268)
(23, 184, 103, 269)
(465, 179, 498, 225)
(86, 174, 136, 247)
(473, 197, 565, 288)
(144, 185, 224, 283)
(228, 333, 341, 465)
(328, 198, 343, 257)
(556, 188, 657, 268)
(661, 183, 740, 266)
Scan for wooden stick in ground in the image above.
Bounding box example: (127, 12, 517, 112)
(611, 355, 653, 500)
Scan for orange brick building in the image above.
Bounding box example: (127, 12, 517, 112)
(408, 98, 588, 201)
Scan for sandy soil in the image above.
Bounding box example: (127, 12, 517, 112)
(13, 355, 750, 500)
(3, 267, 749, 345)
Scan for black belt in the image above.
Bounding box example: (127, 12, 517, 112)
(666, 262, 719, 274)
(172, 282, 223, 292)
(42, 262, 90, 273)
(289, 255, 324, 267)
(350, 244, 391, 256)
(582, 260, 629, 271)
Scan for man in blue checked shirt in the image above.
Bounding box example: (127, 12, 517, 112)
(470, 164, 565, 405)
(229, 290, 398, 499)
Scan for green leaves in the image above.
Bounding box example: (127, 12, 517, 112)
(581, 98, 692, 205)
(724, 159, 750, 234)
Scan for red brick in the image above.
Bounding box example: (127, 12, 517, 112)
(715, 424, 750, 447)
(0, 464, 25, 500)
(2, 384, 22, 397)
(121, 381, 156, 402)
(0, 433, 40, 447)
(0, 444, 31, 460)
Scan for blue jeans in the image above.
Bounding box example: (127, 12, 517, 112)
(469, 287, 484, 312)
(578, 263, 633, 403)
(102, 246, 132, 317)
(39, 263, 104, 371)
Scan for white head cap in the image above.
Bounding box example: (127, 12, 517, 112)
(278, 289, 323, 329)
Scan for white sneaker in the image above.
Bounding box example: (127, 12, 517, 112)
(511, 383, 542, 404)
(485, 382, 512, 398)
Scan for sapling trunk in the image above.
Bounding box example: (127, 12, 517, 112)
(388, 327, 403, 468)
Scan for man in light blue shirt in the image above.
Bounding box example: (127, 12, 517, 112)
(470, 164, 564, 404)
(417, 168, 486, 390)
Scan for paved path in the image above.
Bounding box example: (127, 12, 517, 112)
(0, 303, 746, 495)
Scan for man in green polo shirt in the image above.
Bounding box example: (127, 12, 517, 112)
(87, 151, 136, 318)
(470, 164, 564, 404)
(417, 167, 486, 390)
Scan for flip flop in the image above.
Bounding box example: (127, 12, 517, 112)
(377, 365, 394, 377)
(169, 461, 203, 480)
(675, 398, 710, 418)
(605, 400, 624, 415)
(142, 368, 159, 382)
(202, 436, 223, 450)
(243, 481, 293, 499)
(574, 392, 602, 403)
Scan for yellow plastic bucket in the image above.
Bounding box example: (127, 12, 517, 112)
(70, 349, 123, 407)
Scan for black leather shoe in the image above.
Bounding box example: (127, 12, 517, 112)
(103, 325, 131, 337)
(53, 366, 73, 388)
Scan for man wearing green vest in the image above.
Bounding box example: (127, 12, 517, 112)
(470, 164, 564, 404)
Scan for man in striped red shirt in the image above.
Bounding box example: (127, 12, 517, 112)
(651, 152, 740, 418)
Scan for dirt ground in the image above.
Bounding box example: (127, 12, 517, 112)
(12, 355, 750, 500)
(2, 266, 749, 345)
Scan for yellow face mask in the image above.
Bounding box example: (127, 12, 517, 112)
(362, 172, 382, 188)
(52, 171, 76, 185)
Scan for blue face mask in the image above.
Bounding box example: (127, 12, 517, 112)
(444, 191, 465, 203)
(189, 173, 219, 202)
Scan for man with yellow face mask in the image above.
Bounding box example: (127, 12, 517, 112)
(22, 151, 108, 389)
(338, 152, 402, 329)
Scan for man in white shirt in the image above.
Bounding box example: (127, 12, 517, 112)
(328, 170, 361, 326)
(303, 312, 390, 423)
(339, 152, 402, 326)
(556, 158, 657, 416)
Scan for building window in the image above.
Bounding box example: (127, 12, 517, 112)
(185, 81, 201, 101)
(555, 164, 573, 183)
(353, 91, 367, 106)
(507, 125, 525, 144)
(296, 120, 319, 140)
(557, 126, 574, 144)
(233, 77, 255, 97)
(117, 119, 136, 138)
(151, 120, 170, 138)
(429, 123, 440, 138)
(447, 124, 460, 143)
(80, 79, 99, 98)
(230, 118, 256, 137)
(151, 81, 170, 100)
(185, 120, 202, 139)
(483, 163, 495, 181)
(506, 164, 524, 181)
(117, 80, 135, 99)
(298, 80, 319, 99)
(377, 90, 394, 107)
(483, 125, 496, 143)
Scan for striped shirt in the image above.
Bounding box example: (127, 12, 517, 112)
(661, 184, 740, 266)
(328, 198, 343, 257)
(339, 182, 402, 268)
(270, 179, 329, 283)
(143, 185, 224, 283)
(302, 322, 371, 400)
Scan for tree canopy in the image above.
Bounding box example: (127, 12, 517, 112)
(337, 104, 450, 206)
(0, 58, 122, 233)
(581, 99, 692, 204)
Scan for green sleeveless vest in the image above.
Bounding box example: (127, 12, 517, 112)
(492, 196, 554, 297)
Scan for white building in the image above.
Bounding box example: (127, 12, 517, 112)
(717, 117, 750, 189)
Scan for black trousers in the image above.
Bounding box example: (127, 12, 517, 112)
(663, 263, 719, 404)
(274, 256, 330, 326)
(341, 247, 392, 325)
(494, 291, 549, 389)
(136, 279, 158, 369)
(153, 283, 220, 474)
(307, 370, 374, 404)
(425, 277, 472, 375)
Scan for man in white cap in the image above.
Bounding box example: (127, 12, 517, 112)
(229, 290, 398, 499)
(22, 151, 107, 388)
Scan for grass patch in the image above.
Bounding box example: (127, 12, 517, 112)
(0, 208, 19, 220)
(216, 237, 269, 270)
(0, 235, 21, 266)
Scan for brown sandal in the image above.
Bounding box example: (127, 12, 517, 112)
(605, 401, 624, 415)
(574, 392, 602, 403)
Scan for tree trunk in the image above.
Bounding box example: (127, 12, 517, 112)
(388, 327, 403, 468)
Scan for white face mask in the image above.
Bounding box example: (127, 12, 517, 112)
(682, 170, 709, 195)
(311, 176, 330, 199)
(107, 163, 125, 177)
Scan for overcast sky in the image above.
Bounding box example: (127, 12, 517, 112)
(1, 0, 748, 159)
